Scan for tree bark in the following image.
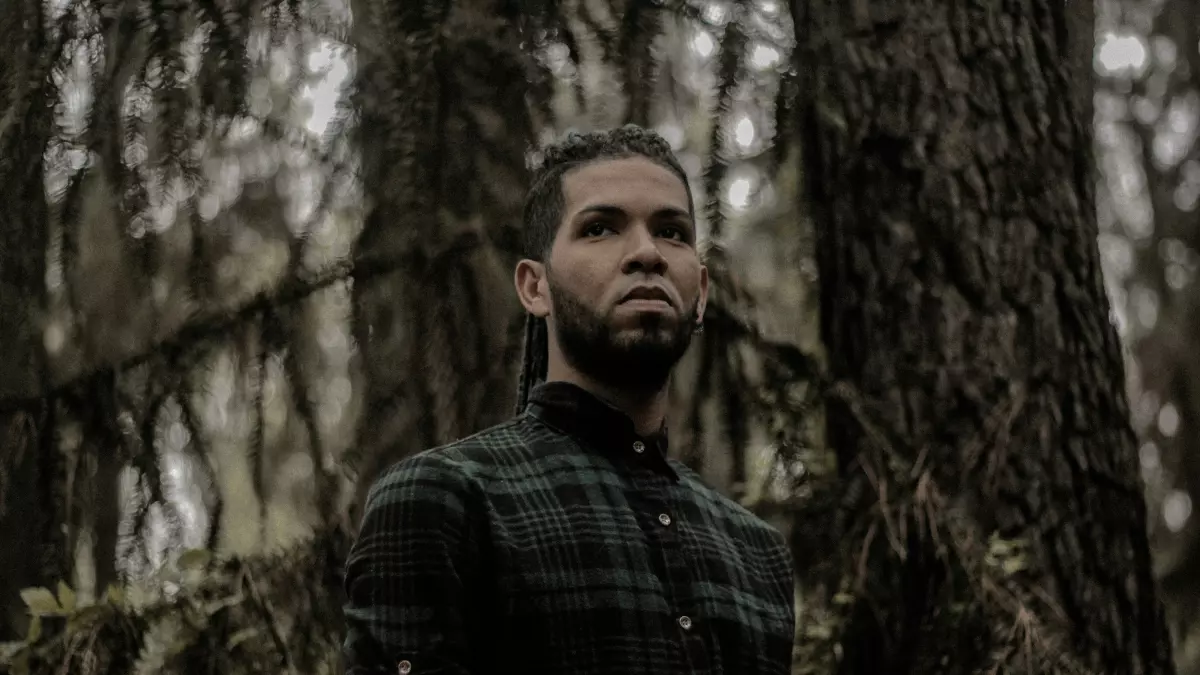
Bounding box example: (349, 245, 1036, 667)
(1066, 0, 1093, 151)
(798, 0, 1175, 672)
(0, 0, 66, 642)
(346, 0, 549, 521)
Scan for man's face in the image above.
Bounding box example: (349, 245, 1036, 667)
(529, 156, 709, 392)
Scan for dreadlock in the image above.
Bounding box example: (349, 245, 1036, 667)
(514, 124, 695, 414)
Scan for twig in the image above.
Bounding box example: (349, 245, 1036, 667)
(240, 566, 297, 675)
(856, 519, 878, 592)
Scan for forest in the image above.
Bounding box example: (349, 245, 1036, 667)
(0, 0, 1196, 673)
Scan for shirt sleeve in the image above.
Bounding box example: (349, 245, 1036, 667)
(342, 451, 481, 675)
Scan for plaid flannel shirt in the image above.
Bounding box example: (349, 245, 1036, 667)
(343, 381, 796, 675)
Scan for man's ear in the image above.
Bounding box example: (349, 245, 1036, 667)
(514, 259, 551, 318)
(696, 264, 709, 324)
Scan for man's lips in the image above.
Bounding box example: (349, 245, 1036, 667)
(620, 285, 672, 305)
(620, 298, 672, 311)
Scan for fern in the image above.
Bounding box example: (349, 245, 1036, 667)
(700, 1, 747, 242)
(577, 0, 618, 65)
(250, 318, 270, 542)
(275, 306, 335, 521)
(770, 62, 797, 175)
(175, 366, 223, 550)
(617, 0, 664, 125)
(129, 386, 175, 574)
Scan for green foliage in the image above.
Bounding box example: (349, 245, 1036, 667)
(17, 589, 61, 618)
(0, 531, 348, 675)
(984, 534, 1031, 578)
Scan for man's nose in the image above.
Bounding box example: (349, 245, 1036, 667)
(621, 225, 667, 275)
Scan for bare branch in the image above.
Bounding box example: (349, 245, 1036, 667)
(0, 232, 495, 414)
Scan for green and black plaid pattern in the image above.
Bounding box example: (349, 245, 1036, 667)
(343, 382, 796, 675)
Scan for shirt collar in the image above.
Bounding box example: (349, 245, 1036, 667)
(526, 381, 678, 481)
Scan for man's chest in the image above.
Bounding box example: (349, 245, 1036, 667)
(477, 464, 794, 674)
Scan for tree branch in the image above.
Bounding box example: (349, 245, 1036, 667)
(0, 232, 493, 414)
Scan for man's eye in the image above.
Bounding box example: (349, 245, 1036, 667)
(583, 222, 613, 237)
(659, 226, 687, 241)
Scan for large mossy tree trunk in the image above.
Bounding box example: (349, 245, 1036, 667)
(796, 0, 1175, 672)
(346, 0, 552, 521)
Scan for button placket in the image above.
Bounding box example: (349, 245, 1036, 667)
(627, 466, 708, 667)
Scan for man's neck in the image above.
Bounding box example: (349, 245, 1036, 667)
(544, 368, 669, 436)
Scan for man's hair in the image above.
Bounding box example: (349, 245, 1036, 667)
(521, 125, 695, 262)
(515, 124, 694, 412)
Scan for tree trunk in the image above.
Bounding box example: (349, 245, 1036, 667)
(1066, 0, 1093, 151)
(797, 0, 1175, 672)
(0, 0, 65, 642)
(345, 0, 549, 521)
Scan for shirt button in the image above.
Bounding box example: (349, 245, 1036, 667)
(632, 441, 645, 453)
(398, 661, 412, 675)
(678, 615, 693, 631)
(658, 513, 672, 526)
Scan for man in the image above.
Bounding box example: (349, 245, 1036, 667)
(343, 125, 796, 675)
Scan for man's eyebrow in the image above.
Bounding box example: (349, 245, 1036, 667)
(575, 204, 693, 222)
(575, 205, 626, 218)
(654, 206, 693, 222)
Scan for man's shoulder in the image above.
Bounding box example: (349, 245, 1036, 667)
(433, 416, 533, 460)
(368, 416, 535, 493)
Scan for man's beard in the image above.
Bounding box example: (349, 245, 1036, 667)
(548, 276, 699, 394)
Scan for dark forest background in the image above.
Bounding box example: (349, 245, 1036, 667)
(0, 0, 1196, 673)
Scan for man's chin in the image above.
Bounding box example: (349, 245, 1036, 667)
(563, 337, 689, 391)
(610, 317, 680, 337)
(614, 335, 693, 363)
(611, 331, 682, 353)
